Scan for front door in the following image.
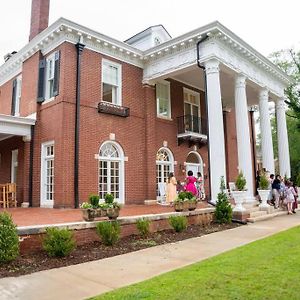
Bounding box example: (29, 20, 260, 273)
(185, 163, 199, 177)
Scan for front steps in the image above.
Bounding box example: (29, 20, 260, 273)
(243, 201, 288, 223)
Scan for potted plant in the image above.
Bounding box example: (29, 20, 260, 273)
(80, 202, 95, 221)
(188, 197, 197, 211)
(107, 202, 121, 219)
(89, 194, 101, 217)
(257, 172, 270, 209)
(231, 171, 247, 212)
(174, 192, 186, 212)
(183, 191, 197, 210)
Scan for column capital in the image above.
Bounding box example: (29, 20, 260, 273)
(235, 74, 247, 89)
(275, 98, 285, 110)
(204, 59, 220, 75)
(259, 88, 269, 102)
(23, 135, 31, 142)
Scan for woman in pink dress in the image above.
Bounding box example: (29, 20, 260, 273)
(185, 170, 197, 196)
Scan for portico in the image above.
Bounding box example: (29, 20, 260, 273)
(143, 21, 291, 202)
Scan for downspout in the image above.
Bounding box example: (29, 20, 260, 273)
(196, 35, 215, 204)
(28, 125, 35, 207)
(74, 37, 85, 208)
(249, 108, 257, 193)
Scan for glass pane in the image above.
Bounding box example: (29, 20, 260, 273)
(103, 63, 118, 86)
(103, 83, 113, 103)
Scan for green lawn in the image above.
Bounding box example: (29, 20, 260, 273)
(89, 226, 300, 300)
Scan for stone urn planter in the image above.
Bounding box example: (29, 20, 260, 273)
(258, 189, 270, 209)
(231, 191, 246, 212)
(183, 200, 189, 211)
(188, 200, 197, 211)
(174, 201, 184, 212)
(82, 208, 96, 221)
(107, 207, 120, 219)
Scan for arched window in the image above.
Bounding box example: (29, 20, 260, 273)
(186, 151, 204, 178)
(156, 148, 174, 200)
(98, 141, 124, 203)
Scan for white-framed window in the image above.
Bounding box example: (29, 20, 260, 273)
(156, 147, 174, 200)
(98, 141, 125, 203)
(183, 88, 201, 133)
(14, 76, 22, 116)
(45, 53, 56, 100)
(102, 59, 122, 105)
(40, 141, 55, 207)
(156, 80, 171, 119)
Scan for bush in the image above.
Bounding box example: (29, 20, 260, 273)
(235, 171, 246, 191)
(168, 216, 187, 232)
(104, 193, 114, 204)
(136, 218, 151, 238)
(295, 174, 300, 187)
(215, 177, 232, 224)
(42, 227, 76, 257)
(259, 173, 269, 190)
(0, 212, 19, 263)
(96, 221, 120, 246)
(89, 194, 100, 208)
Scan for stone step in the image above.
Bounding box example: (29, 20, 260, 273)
(247, 211, 287, 223)
(248, 206, 261, 213)
(250, 210, 267, 218)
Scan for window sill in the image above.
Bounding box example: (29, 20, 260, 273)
(42, 97, 55, 105)
(157, 115, 173, 121)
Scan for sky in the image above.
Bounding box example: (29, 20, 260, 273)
(0, 0, 299, 63)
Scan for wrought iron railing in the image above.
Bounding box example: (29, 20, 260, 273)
(177, 115, 207, 135)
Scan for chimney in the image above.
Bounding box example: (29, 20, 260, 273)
(29, 0, 50, 41)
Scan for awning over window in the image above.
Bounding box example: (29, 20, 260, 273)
(0, 114, 36, 142)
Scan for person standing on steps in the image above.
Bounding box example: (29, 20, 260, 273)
(185, 170, 197, 196)
(166, 172, 177, 205)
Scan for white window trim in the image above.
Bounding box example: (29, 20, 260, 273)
(14, 75, 22, 117)
(101, 58, 122, 106)
(156, 80, 171, 119)
(98, 141, 125, 204)
(44, 52, 56, 102)
(11, 149, 18, 183)
(183, 87, 201, 114)
(40, 140, 55, 208)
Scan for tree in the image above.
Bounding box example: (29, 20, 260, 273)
(269, 48, 300, 129)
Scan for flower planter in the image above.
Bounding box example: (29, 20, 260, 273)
(258, 189, 270, 209)
(107, 207, 120, 219)
(183, 200, 189, 211)
(231, 191, 246, 212)
(82, 208, 96, 221)
(174, 202, 184, 212)
(188, 201, 197, 211)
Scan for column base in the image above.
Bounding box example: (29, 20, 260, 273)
(21, 202, 30, 208)
(232, 210, 250, 222)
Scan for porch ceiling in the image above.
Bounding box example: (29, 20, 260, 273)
(0, 114, 36, 141)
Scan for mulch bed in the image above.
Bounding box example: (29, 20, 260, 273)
(0, 222, 240, 278)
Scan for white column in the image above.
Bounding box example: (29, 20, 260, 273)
(204, 59, 226, 202)
(276, 98, 291, 178)
(234, 74, 254, 197)
(259, 89, 275, 174)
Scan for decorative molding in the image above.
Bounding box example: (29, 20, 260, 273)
(259, 89, 269, 102)
(235, 74, 246, 89)
(204, 59, 220, 75)
(275, 98, 286, 110)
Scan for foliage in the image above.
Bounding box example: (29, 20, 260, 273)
(136, 218, 151, 238)
(104, 193, 114, 204)
(89, 194, 100, 208)
(259, 172, 269, 190)
(215, 177, 232, 224)
(269, 49, 300, 129)
(177, 191, 194, 201)
(96, 221, 120, 246)
(80, 202, 93, 209)
(235, 171, 246, 191)
(91, 227, 300, 300)
(112, 202, 121, 209)
(42, 227, 76, 257)
(295, 174, 300, 187)
(168, 216, 187, 232)
(0, 212, 19, 263)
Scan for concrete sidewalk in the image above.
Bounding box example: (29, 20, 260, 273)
(1, 214, 300, 300)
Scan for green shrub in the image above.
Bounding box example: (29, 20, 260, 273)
(136, 218, 151, 238)
(235, 171, 246, 191)
(42, 227, 76, 257)
(104, 193, 114, 204)
(295, 174, 300, 187)
(96, 221, 120, 246)
(0, 212, 19, 263)
(177, 192, 186, 201)
(168, 216, 187, 232)
(259, 173, 269, 190)
(215, 177, 232, 224)
(89, 194, 100, 208)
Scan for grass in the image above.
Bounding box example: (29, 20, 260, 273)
(89, 226, 300, 300)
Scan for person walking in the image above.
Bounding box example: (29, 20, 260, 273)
(272, 175, 281, 209)
(166, 172, 177, 205)
(195, 172, 204, 200)
(284, 181, 297, 214)
(185, 170, 197, 196)
(292, 182, 298, 213)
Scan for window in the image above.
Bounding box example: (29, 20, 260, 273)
(11, 75, 22, 116)
(156, 81, 171, 118)
(98, 141, 125, 203)
(41, 141, 55, 207)
(102, 59, 122, 105)
(37, 51, 60, 103)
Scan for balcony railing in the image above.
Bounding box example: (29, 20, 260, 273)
(177, 115, 207, 146)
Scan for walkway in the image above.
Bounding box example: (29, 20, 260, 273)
(0, 214, 300, 300)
